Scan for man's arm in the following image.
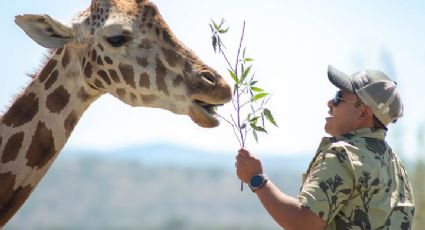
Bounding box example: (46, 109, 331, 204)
(236, 148, 326, 230)
(255, 180, 326, 230)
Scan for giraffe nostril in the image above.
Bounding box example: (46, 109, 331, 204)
(200, 71, 216, 85)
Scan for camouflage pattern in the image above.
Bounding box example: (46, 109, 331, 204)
(298, 128, 415, 230)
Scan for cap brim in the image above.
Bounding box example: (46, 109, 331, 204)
(327, 65, 354, 93)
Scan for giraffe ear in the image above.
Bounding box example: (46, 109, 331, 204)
(15, 14, 74, 49)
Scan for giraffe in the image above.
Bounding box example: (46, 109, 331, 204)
(0, 0, 232, 226)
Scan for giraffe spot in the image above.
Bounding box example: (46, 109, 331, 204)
(130, 93, 137, 103)
(119, 63, 136, 89)
(139, 39, 152, 49)
(2, 132, 24, 163)
(61, 48, 71, 68)
(38, 59, 58, 83)
(44, 70, 59, 90)
(77, 87, 92, 102)
(162, 48, 179, 67)
(116, 88, 126, 98)
(0, 184, 33, 227)
(64, 111, 78, 138)
(46, 86, 71, 114)
(84, 62, 93, 78)
(0, 172, 17, 224)
(155, 57, 169, 96)
(155, 28, 160, 36)
(108, 69, 121, 83)
(184, 61, 192, 75)
(82, 57, 86, 67)
(91, 49, 97, 62)
(162, 29, 176, 47)
(0, 172, 16, 203)
(140, 94, 158, 105)
(139, 73, 150, 88)
(96, 56, 104, 65)
(26, 121, 56, 169)
(98, 44, 104, 52)
(2, 93, 39, 128)
(94, 79, 105, 89)
(104, 56, 113, 65)
(97, 70, 111, 85)
(136, 57, 149, 67)
(0, 136, 2, 147)
(55, 47, 64, 55)
(173, 75, 183, 87)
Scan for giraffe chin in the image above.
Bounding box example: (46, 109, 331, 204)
(188, 104, 220, 128)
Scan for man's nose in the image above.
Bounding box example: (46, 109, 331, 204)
(327, 99, 334, 108)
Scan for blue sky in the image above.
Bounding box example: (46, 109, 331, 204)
(1, 0, 425, 159)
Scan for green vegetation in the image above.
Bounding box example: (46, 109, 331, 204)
(7, 155, 302, 230)
(412, 123, 425, 230)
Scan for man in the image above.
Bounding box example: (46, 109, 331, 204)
(236, 65, 415, 230)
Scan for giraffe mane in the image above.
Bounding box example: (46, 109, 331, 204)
(29, 49, 57, 79)
(1, 49, 56, 118)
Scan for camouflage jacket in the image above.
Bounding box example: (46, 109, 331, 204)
(298, 128, 415, 230)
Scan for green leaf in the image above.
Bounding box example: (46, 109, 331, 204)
(248, 113, 259, 123)
(243, 47, 247, 58)
(252, 93, 269, 102)
(212, 20, 220, 31)
(219, 28, 229, 34)
(250, 80, 258, 86)
(233, 84, 238, 96)
(219, 18, 226, 28)
(263, 109, 278, 127)
(253, 130, 258, 143)
(250, 122, 267, 133)
(240, 65, 252, 84)
(250, 86, 264, 92)
(240, 123, 247, 129)
(244, 57, 254, 62)
(228, 69, 238, 83)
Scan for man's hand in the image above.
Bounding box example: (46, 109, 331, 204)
(235, 148, 263, 183)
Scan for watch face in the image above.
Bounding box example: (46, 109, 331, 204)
(250, 175, 264, 188)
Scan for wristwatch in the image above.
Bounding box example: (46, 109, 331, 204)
(249, 174, 268, 192)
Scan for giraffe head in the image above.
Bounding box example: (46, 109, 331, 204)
(14, 0, 232, 128)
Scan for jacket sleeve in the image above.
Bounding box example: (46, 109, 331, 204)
(297, 149, 354, 224)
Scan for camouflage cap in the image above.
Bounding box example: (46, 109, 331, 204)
(327, 65, 404, 126)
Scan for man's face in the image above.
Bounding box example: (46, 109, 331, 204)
(325, 91, 363, 137)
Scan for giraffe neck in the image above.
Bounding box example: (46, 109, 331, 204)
(0, 47, 100, 226)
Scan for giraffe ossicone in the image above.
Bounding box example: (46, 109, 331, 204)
(0, 0, 231, 226)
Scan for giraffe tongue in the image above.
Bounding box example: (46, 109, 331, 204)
(194, 100, 221, 114)
(190, 100, 222, 128)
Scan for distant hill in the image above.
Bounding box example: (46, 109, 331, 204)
(6, 144, 312, 230)
(66, 142, 312, 172)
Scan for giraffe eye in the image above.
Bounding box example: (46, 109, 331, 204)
(105, 35, 130, 47)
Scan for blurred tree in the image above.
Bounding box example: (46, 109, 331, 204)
(413, 122, 425, 230)
(378, 48, 406, 157)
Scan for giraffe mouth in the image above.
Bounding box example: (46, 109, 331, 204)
(189, 99, 223, 128)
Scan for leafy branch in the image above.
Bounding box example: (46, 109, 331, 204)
(209, 19, 278, 148)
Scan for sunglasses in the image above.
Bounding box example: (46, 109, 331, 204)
(333, 91, 356, 106)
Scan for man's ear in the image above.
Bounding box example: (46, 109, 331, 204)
(15, 14, 74, 49)
(360, 105, 374, 121)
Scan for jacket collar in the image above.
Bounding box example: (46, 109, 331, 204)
(317, 128, 387, 151)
